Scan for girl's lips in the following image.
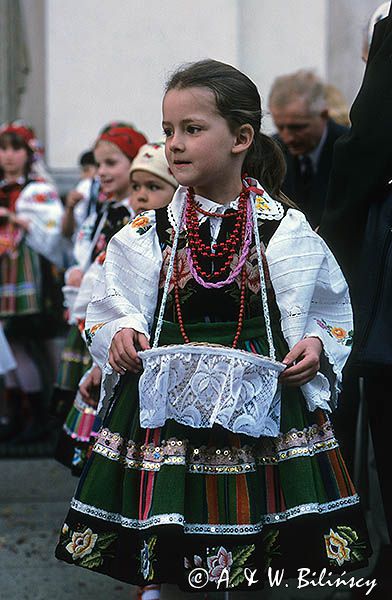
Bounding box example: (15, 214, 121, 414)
(173, 161, 191, 167)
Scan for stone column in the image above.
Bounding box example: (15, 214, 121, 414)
(0, 0, 30, 122)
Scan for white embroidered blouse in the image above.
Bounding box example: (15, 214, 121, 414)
(86, 183, 353, 416)
(16, 180, 64, 268)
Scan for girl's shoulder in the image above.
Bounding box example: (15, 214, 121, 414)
(111, 209, 158, 247)
(18, 179, 60, 203)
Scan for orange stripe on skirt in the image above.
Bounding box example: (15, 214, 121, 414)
(236, 474, 251, 524)
(328, 449, 352, 497)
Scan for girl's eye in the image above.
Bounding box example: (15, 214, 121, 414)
(187, 125, 201, 134)
(131, 183, 140, 191)
(149, 184, 160, 191)
(163, 128, 173, 138)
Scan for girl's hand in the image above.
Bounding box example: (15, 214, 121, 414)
(79, 365, 102, 407)
(109, 328, 150, 374)
(279, 337, 323, 387)
(66, 267, 84, 287)
(66, 190, 84, 210)
(0, 207, 10, 222)
(9, 214, 30, 231)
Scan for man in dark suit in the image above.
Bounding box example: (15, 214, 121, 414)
(269, 70, 348, 228)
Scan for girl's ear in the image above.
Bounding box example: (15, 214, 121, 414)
(232, 124, 254, 155)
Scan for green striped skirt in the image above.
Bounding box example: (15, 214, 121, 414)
(0, 242, 41, 317)
(55, 316, 371, 591)
(55, 325, 92, 392)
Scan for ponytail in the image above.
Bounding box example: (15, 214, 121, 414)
(244, 132, 297, 207)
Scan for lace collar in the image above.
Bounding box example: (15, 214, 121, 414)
(167, 179, 284, 230)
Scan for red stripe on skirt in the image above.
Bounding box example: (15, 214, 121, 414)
(328, 449, 352, 497)
(139, 428, 161, 521)
(206, 476, 220, 524)
(265, 465, 277, 514)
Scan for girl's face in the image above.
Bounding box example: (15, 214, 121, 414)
(130, 171, 175, 213)
(94, 141, 132, 201)
(162, 86, 240, 201)
(0, 143, 29, 179)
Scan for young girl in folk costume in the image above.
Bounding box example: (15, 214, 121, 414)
(53, 124, 147, 460)
(0, 121, 64, 443)
(56, 60, 371, 597)
(56, 142, 178, 476)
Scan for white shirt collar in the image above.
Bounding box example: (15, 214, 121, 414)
(168, 180, 285, 231)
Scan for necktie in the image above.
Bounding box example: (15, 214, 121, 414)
(300, 155, 314, 190)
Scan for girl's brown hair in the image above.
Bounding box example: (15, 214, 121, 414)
(0, 131, 34, 179)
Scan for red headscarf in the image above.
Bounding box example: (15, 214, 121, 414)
(0, 121, 36, 148)
(97, 126, 147, 161)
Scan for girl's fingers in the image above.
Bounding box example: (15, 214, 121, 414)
(280, 367, 317, 386)
(137, 333, 151, 351)
(110, 344, 141, 373)
(281, 356, 319, 378)
(79, 382, 90, 399)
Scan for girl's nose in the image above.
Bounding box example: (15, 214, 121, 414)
(169, 133, 185, 153)
(136, 187, 148, 201)
(97, 164, 106, 177)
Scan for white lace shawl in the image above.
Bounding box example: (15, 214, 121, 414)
(86, 185, 352, 415)
(15, 181, 65, 268)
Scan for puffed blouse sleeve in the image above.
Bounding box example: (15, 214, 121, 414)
(85, 210, 162, 371)
(15, 181, 65, 267)
(266, 208, 353, 412)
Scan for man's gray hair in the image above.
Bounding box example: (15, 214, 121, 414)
(268, 70, 327, 114)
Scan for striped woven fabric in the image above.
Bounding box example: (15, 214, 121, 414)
(0, 241, 41, 317)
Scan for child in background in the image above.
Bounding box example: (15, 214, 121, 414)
(53, 124, 147, 458)
(56, 60, 371, 597)
(129, 141, 178, 213)
(62, 150, 99, 242)
(79, 150, 98, 180)
(0, 120, 64, 443)
(56, 142, 178, 476)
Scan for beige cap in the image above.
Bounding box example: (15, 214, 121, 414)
(130, 142, 178, 188)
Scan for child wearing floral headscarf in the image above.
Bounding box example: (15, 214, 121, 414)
(0, 120, 64, 443)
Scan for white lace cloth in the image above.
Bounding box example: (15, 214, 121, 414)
(139, 345, 286, 437)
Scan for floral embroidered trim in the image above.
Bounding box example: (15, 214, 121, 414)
(85, 322, 106, 347)
(140, 535, 157, 581)
(315, 319, 353, 347)
(70, 495, 360, 535)
(92, 422, 338, 472)
(130, 212, 152, 235)
(186, 544, 256, 588)
(60, 350, 91, 365)
(60, 524, 117, 568)
(324, 526, 366, 566)
(94, 428, 123, 460)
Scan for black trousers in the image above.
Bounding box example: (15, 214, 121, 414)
(363, 374, 392, 541)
